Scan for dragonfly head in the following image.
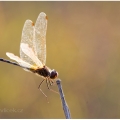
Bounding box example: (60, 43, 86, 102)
(50, 69, 58, 79)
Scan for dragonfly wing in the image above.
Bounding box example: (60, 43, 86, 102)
(34, 12, 47, 66)
(6, 52, 34, 70)
(20, 43, 43, 67)
(20, 20, 36, 66)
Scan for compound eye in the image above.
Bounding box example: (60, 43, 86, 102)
(50, 70, 58, 79)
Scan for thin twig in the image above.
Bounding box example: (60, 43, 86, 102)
(56, 79, 71, 119)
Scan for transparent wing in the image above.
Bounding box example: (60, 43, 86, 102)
(20, 43, 43, 67)
(6, 52, 34, 70)
(33, 12, 47, 65)
(20, 20, 36, 66)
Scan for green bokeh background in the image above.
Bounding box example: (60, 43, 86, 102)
(0, 1, 120, 118)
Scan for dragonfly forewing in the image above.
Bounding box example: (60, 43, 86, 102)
(34, 12, 47, 66)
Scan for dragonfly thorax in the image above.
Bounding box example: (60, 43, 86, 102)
(35, 66, 50, 78)
(34, 66, 58, 79)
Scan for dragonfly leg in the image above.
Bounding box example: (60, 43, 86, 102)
(46, 79, 59, 94)
(51, 79, 56, 86)
(49, 80, 53, 86)
(38, 79, 48, 103)
(38, 79, 44, 89)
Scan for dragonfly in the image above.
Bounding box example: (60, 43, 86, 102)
(0, 12, 58, 98)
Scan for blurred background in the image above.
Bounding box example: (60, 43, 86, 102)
(0, 1, 120, 118)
